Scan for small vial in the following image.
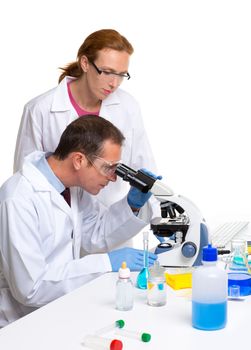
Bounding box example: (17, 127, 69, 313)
(228, 285, 241, 299)
(82, 335, 123, 350)
(116, 262, 134, 311)
(115, 328, 151, 342)
(95, 320, 125, 336)
(147, 261, 166, 307)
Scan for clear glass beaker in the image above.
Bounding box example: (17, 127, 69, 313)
(147, 261, 167, 307)
(230, 239, 247, 269)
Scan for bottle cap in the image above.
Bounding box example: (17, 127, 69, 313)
(202, 244, 217, 261)
(115, 319, 125, 329)
(110, 339, 123, 350)
(119, 261, 130, 278)
(141, 332, 151, 342)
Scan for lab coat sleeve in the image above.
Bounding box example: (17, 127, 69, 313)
(0, 196, 146, 308)
(14, 103, 44, 172)
(79, 194, 148, 253)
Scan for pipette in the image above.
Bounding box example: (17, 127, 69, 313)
(82, 334, 123, 350)
(95, 320, 125, 335)
(136, 231, 149, 289)
(115, 328, 151, 342)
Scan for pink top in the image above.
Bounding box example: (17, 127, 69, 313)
(67, 82, 99, 116)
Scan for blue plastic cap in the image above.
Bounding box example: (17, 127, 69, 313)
(202, 244, 217, 261)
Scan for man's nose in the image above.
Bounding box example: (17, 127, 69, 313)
(107, 173, 117, 182)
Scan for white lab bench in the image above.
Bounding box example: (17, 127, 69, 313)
(0, 270, 249, 350)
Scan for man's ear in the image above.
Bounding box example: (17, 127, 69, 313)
(72, 152, 86, 170)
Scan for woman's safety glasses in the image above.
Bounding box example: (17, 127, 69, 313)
(90, 61, 131, 82)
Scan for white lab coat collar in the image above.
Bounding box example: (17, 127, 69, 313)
(51, 77, 74, 112)
(51, 76, 121, 112)
(21, 151, 72, 217)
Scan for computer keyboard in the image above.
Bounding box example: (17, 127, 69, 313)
(211, 221, 250, 248)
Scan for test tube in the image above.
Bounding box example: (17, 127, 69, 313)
(115, 328, 151, 342)
(247, 241, 251, 255)
(82, 334, 123, 350)
(95, 320, 125, 335)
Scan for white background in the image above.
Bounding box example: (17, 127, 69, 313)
(0, 0, 250, 230)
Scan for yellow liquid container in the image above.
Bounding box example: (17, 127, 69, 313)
(165, 268, 193, 290)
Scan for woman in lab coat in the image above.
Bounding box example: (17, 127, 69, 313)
(0, 116, 157, 327)
(14, 29, 159, 223)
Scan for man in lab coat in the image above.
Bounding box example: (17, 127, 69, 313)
(0, 115, 157, 327)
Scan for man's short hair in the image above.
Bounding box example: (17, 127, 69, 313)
(53, 115, 125, 160)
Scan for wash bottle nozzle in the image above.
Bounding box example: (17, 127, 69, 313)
(95, 320, 125, 335)
(82, 334, 123, 350)
(115, 328, 151, 342)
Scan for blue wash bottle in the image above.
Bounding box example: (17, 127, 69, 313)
(192, 244, 228, 330)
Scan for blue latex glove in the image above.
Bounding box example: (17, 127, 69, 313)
(108, 247, 157, 271)
(127, 168, 162, 209)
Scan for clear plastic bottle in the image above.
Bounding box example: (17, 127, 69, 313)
(116, 261, 134, 311)
(192, 244, 227, 330)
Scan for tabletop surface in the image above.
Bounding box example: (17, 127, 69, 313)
(0, 268, 250, 350)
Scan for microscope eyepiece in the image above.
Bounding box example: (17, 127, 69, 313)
(115, 163, 156, 193)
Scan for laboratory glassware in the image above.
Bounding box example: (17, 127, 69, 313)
(230, 239, 250, 272)
(136, 231, 149, 289)
(147, 260, 167, 306)
(115, 328, 151, 343)
(95, 320, 125, 335)
(82, 334, 123, 350)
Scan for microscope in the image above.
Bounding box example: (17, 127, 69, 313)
(116, 164, 209, 267)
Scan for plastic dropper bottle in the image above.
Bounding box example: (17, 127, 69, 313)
(192, 244, 227, 330)
(116, 261, 134, 311)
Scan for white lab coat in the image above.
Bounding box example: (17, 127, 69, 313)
(0, 152, 147, 327)
(14, 77, 160, 223)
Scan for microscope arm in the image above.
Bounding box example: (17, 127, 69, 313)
(115, 163, 208, 266)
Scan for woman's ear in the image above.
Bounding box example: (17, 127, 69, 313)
(80, 55, 89, 73)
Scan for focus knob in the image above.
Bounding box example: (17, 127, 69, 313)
(182, 242, 197, 258)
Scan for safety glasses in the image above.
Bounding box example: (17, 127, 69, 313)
(87, 155, 121, 177)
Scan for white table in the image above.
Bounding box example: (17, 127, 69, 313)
(0, 271, 249, 350)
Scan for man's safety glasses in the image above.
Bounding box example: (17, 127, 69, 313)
(87, 156, 121, 177)
(90, 61, 131, 81)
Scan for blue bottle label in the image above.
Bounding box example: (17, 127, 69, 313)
(192, 301, 227, 330)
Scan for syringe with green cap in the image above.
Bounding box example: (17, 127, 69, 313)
(95, 320, 125, 335)
(115, 328, 151, 343)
